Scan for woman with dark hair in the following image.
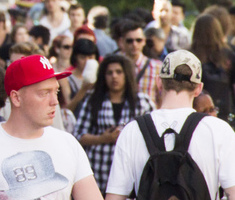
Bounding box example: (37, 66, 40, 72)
(73, 54, 155, 196)
(70, 38, 99, 70)
(59, 38, 99, 113)
(89, 54, 138, 120)
(191, 14, 227, 68)
(191, 14, 234, 122)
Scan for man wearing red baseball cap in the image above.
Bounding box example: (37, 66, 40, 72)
(0, 55, 103, 200)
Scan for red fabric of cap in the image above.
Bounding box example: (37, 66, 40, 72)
(74, 25, 96, 43)
(4, 55, 71, 96)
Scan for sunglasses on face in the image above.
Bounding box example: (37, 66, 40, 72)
(202, 106, 219, 115)
(125, 38, 143, 44)
(61, 45, 72, 50)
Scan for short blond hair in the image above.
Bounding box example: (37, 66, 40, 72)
(9, 42, 45, 56)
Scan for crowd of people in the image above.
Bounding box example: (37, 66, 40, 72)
(0, 0, 235, 199)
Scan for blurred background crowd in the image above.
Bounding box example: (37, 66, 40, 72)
(0, 0, 235, 196)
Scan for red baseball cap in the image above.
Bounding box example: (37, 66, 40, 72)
(74, 25, 96, 43)
(4, 54, 72, 96)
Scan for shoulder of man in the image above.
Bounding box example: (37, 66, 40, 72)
(45, 126, 82, 144)
(196, 115, 235, 135)
(45, 126, 72, 135)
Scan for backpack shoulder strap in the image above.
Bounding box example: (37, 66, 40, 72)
(174, 112, 208, 153)
(136, 114, 165, 156)
(136, 59, 150, 83)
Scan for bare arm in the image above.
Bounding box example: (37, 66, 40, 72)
(79, 127, 120, 146)
(72, 175, 103, 200)
(105, 193, 127, 200)
(59, 77, 93, 111)
(224, 186, 235, 200)
(66, 82, 93, 112)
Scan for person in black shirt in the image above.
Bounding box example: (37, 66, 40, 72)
(73, 54, 155, 196)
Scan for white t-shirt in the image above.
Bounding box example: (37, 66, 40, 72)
(0, 124, 92, 200)
(39, 13, 71, 44)
(63, 29, 74, 40)
(106, 108, 235, 200)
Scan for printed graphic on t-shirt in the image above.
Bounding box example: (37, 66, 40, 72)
(0, 151, 68, 200)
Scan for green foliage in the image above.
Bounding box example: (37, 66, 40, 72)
(191, 0, 233, 12)
(79, 0, 153, 18)
(79, 0, 232, 28)
(79, 0, 234, 18)
(184, 14, 197, 30)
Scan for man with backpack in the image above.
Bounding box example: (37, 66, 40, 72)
(105, 49, 235, 200)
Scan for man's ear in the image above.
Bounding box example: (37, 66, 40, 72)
(9, 90, 21, 107)
(194, 82, 203, 97)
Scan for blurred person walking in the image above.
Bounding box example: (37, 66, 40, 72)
(73, 54, 155, 196)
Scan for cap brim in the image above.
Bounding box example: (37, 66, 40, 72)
(54, 71, 72, 80)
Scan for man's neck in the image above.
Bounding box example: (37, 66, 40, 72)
(128, 53, 142, 63)
(70, 24, 80, 33)
(2, 119, 44, 139)
(160, 90, 194, 109)
(48, 10, 64, 24)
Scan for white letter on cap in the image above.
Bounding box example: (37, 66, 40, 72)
(40, 57, 53, 70)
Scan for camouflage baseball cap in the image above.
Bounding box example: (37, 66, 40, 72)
(160, 50, 202, 84)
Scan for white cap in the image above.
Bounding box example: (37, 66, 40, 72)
(160, 50, 202, 84)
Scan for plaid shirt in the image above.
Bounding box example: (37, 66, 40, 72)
(136, 53, 162, 104)
(73, 92, 155, 194)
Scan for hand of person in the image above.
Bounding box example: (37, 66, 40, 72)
(101, 126, 121, 144)
(81, 80, 94, 91)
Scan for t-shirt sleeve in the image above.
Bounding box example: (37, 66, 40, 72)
(218, 123, 235, 189)
(72, 137, 93, 183)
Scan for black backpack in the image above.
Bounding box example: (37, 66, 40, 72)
(135, 112, 212, 200)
